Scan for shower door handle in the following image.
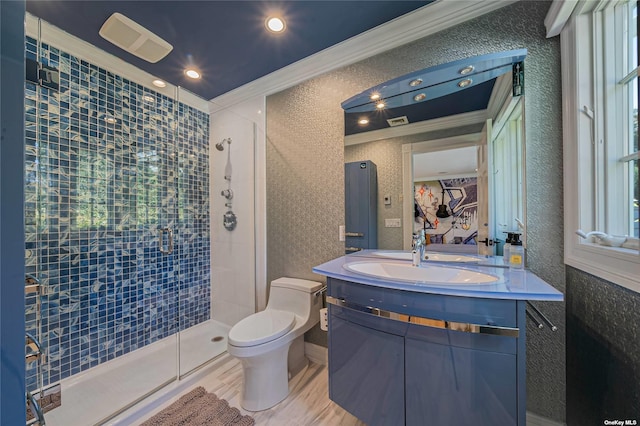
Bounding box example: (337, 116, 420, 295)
(159, 228, 174, 254)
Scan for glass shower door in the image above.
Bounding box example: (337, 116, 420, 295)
(174, 88, 215, 375)
(23, 24, 181, 424)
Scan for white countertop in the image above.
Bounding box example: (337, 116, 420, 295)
(312, 253, 564, 301)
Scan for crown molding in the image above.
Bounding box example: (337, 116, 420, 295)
(209, 0, 517, 112)
(544, 0, 579, 38)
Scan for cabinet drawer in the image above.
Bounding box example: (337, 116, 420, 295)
(328, 277, 517, 327)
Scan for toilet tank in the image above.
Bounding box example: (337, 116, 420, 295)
(267, 278, 323, 319)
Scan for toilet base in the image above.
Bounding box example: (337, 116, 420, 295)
(237, 343, 290, 411)
(288, 336, 308, 378)
(234, 335, 309, 412)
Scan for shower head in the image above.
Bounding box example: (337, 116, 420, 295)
(215, 138, 231, 151)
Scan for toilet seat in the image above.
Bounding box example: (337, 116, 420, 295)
(228, 310, 295, 347)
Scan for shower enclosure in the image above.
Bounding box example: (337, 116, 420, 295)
(23, 15, 234, 425)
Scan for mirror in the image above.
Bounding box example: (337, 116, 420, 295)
(343, 50, 526, 255)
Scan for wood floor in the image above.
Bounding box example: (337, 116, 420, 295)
(125, 353, 562, 426)
(133, 354, 365, 426)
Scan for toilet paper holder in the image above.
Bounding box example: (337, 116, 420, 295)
(320, 307, 329, 331)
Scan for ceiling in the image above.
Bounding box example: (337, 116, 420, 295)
(344, 79, 495, 136)
(413, 146, 478, 181)
(26, 1, 430, 101)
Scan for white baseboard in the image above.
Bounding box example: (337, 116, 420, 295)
(526, 411, 566, 426)
(304, 342, 328, 366)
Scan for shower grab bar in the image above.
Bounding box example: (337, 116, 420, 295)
(26, 391, 45, 426)
(26, 332, 45, 363)
(158, 228, 174, 254)
(526, 301, 558, 331)
(25, 274, 45, 295)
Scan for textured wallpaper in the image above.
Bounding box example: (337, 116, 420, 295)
(267, 1, 565, 420)
(566, 267, 640, 423)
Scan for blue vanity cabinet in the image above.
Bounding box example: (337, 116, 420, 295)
(326, 277, 527, 426)
(328, 307, 406, 425)
(405, 324, 519, 425)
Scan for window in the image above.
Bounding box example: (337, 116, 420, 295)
(605, 1, 638, 239)
(560, 0, 639, 292)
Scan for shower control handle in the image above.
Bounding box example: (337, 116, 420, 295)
(159, 228, 174, 254)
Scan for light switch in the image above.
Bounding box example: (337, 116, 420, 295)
(385, 218, 401, 228)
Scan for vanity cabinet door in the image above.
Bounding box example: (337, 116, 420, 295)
(405, 332, 518, 426)
(329, 313, 404, 426)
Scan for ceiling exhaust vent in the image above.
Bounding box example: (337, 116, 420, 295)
(386, 116, 410, 127)
(99, 13, 173, 63)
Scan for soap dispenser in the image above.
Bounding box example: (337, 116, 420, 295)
(503, 232, 513, 263)
(509, 233, 524, 270)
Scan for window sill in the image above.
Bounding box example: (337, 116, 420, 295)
(565, 242, 640, 293)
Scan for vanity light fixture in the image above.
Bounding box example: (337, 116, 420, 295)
(266, 16, 286, 33)
(458, 78, 472, 88)
(459, 65, 475, 75)
(409, 78, 423, 87)
(358, 118, 369, 125)
(185, 68, 201, 79)
(152, 79, 167, 88)
(413, 93, 427, 102)
(375, 101, 386, 109)
(104, 115, 116, 124)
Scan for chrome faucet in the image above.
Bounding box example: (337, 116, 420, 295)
(411, 230, 425, 267)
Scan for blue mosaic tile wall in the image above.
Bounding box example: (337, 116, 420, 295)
(24, 36, 210, 390)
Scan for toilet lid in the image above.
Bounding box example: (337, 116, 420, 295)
(228, 310, 296, 347)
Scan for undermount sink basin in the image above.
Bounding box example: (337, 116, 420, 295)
(343, 261, 499, 285)
(370, 251, 480, 263)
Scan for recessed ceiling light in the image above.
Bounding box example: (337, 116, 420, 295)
(266, 16, 286, 33)
(409, 78, 423, 87)
(376, 101, 386, 109)
(152, 79, 166, 88)
(413, 93, 427, 102)
(458, 78, 473, 88)
(358, 118, 369, 125)
(370, 93, 381, 101)
(185, 69, 201, 79)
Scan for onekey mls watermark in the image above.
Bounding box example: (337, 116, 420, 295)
(604, 420, 637, 425)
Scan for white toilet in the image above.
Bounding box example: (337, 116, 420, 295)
(227, 277, 323, 411)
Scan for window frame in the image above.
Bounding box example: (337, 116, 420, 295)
(561, 0, 640, 293)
